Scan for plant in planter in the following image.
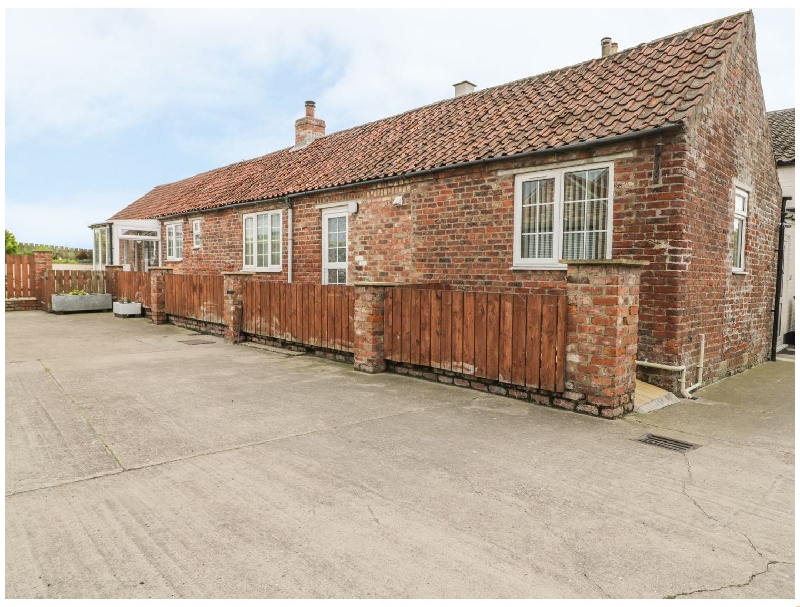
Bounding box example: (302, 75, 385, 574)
(51, 290, 113, 313)
(113, 297, 142, 318)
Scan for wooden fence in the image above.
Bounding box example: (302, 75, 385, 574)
(242, 282, 355, 353)
(5, 254, 35, 298)
(164, 274, 224, 325)
(385, 288, 567, 392)
(41, 270, 108, 311)
(116, 271, 152, 309)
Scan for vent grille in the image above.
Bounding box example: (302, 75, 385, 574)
(636, 433, 699, 452)
(178, 339, 216, 345)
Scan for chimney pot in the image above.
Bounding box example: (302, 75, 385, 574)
(601, 37, 617, 58)
(294, 101, 325, 148)
(453, 80, 476, 98)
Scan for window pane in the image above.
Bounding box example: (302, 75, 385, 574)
(257, 215, 268, 267)
(337, 247, 346, 262)
(337, 269, 347, 284)
(564, 171, 587, 202)
(244, 217, 254, 266)
(735, 192, 746, 213)
(327, 269, 339, 284)
(520, 178, 555, 260)
(562, 232, 583, 260)
(537, 233, 553, 258)
(562, 168, 609, 261)
(733, 217, 744, 267)
(587, 169, 608, 200)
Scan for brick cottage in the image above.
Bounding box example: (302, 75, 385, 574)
(92, 11, 782, 400)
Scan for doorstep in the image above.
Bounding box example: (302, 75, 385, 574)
(634, 379, 679, 413)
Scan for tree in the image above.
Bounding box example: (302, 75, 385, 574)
(5, 230, 19, 255)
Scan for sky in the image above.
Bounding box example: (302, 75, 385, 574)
(4, 8, 795, 248)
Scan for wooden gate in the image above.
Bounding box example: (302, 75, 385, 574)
(164, 274, 224, 324)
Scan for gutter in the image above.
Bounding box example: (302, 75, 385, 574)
(154, 122, 684, 221)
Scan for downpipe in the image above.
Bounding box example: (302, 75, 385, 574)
(636, 334, 705, 399)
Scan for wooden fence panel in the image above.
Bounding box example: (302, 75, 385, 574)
(241, 282, 354, 353)
(164, 274, 224, 325)
(115, 271, 151, 308)
(5, 254, 34, 299)
(386, 286, 566, 391)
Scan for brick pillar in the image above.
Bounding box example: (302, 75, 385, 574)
(352, 282, 394, 373)
(104, 265, 123, 299)
(565, 260, 646, 418)
(148, 267, 173, 325)
(33, 250, 52, 308)
(222, 272, 253, 343)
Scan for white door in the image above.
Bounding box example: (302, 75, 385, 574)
(322, 210, 348, 285)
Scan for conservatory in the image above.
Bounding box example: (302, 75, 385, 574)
(90, 220, 162, 272)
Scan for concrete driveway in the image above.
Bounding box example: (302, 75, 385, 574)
(5, 311, 794, 598)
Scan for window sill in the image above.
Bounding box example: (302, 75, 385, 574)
(510, 264, 567, 271)
(166, 258, 183, 262)
(192, 246, 201, 250)
(732, 270, 748, 275)
(242, 267, 282, 273)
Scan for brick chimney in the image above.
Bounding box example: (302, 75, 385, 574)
(295, 101, 326, 147)
(601, 37, 618, 57)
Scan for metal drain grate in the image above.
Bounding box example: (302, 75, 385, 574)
(636, 433, 699, 452)
(178, 339, 216, 345)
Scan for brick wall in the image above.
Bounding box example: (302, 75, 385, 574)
(637, 13, 781, 389)
(150, 14, 778, 392)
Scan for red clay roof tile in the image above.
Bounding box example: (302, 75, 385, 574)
(111, 12, 746, 221)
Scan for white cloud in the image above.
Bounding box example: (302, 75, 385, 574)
(8, 9, 794, 147)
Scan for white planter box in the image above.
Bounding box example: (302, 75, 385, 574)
(51, 293, 112, 313)
(113, 301, 143, 317)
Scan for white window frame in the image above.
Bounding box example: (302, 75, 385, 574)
(732, 188, 748, 273)
(192, 219, 202, 249)
(165, 221, 183, 262)
(322, 207, 349, 285)
(513, 161, 614, 270)
(242, 210, 282, 272)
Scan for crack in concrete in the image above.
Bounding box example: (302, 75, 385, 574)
(6, 403, 441, 498)
(681, 453, 766, 561)
(664, 560, 790, 598)
(37, 360, 126, 472)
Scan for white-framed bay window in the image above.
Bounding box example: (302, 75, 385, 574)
(165, 221, 183, 261)
(513, 162, 613, 269)
(732, 188, 748, 272)
(242, 210, 282, 272)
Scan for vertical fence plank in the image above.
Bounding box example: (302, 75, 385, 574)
(486, 293, 500, 381)
(462, 291, 475, 376)
(400, 288, 412, 364)
(451, 291, 463, 373)
(392, 288, 402, 361)
(420, 289, 431, 367)
(440, 290, 452, 372)
(556, 295, 567, 393)
(540, 296, 558, 392)
(384, 289, 394, 360)
(498, 294, 514, 384)
(474, 292, 488, 379)
(430, 290, 442, 369)
(511, 294, 527, 386)
(525, 295, 542, 389)
(409, 289, 420, 365)
(349, 287, 355, 351)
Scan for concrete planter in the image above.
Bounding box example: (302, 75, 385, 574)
(51, 293, 112, 313)
(113, 301, 142, 317)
